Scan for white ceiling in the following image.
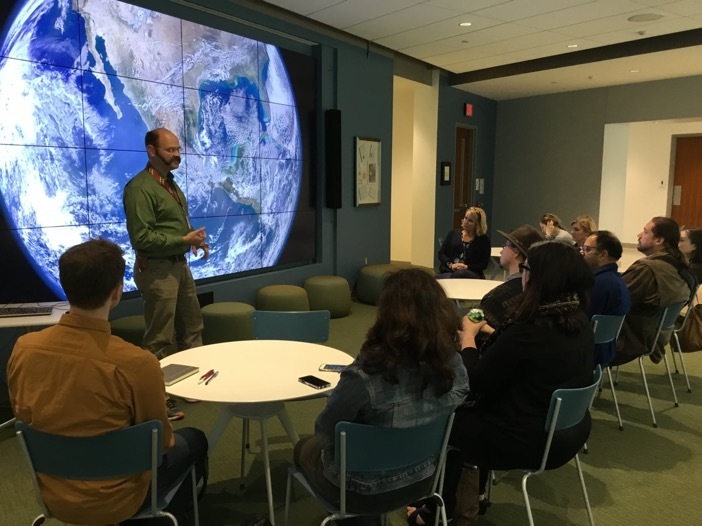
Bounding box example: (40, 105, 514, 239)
(261, 0, 702, 100)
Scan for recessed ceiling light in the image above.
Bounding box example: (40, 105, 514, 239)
(630, 69, 640, 73)
(460, 40, 469, 44)
(566, 44, 578, 48)
(627, 13, 664, 22)
(459, 22, 472, 27)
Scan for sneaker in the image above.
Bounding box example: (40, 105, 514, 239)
(166, 397, 185, 421)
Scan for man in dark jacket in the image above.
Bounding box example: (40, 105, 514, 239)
(581, 230, 631, 367)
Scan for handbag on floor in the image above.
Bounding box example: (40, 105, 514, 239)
(678, 303, 702, 352)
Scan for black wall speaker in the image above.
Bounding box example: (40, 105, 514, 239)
(325, 109, 342, 209)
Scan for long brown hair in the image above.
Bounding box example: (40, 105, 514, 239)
(359, 268, 460, 395)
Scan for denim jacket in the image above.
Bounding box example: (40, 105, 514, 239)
(315, 352, 469, 494)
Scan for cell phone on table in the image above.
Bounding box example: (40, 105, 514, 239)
(319, 363, 347, 373)
(298, 375, 331, 389)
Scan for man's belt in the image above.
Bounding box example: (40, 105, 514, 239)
(141, 254, 187, 263)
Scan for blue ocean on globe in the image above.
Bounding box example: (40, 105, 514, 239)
(0, 0, 302, 296)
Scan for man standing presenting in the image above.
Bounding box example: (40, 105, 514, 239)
(580, 230, 631, 367)
(124, 128, 208, 420)
(7, 239, 207, 525)
(611, 217, 693, 366)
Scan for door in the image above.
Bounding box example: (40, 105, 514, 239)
(453, 126, 476, 228)
(672, 136, 702, 228)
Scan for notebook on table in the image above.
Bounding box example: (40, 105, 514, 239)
(161, 364, 200, 386)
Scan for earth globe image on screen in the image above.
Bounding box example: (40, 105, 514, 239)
(0, 0, 302, 296)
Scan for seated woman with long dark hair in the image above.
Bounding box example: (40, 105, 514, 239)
(431, 241, 594, 524)
(294, 268, 469, 525)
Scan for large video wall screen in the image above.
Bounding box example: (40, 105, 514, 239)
(0, 0, 317, 302)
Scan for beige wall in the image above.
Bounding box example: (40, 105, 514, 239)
(391, 74, 439, 268)
(601, 119, 702, 243)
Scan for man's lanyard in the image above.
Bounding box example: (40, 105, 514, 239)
(148, 166, 192, 229)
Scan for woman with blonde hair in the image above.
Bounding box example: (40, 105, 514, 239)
(437, 206, 491, 279)
(570, 215, 597, 248)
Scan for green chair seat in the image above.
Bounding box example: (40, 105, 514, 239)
(304, 275, 351, 318)
(356, 264, 400, 306)
(201, 302, 255, 344)
(256, 285, 310, 311)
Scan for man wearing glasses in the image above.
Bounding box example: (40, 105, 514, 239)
(580, 230, 631, 367)
(123, 128, 209, 421)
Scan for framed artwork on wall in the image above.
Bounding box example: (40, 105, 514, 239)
(355, 137, 381, 206)
(439, 161, 452, 186)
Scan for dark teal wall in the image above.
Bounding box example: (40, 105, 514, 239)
(435, 74, 497, 265)
(491, 75, 702, 237)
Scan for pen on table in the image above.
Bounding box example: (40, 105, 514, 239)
(198, 369, 215, 384)
(205, 371, 219, 385)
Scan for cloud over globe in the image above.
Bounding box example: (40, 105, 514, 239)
(0, 0, 302, 296)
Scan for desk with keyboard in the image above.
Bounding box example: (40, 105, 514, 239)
(0, 303, 65, 329)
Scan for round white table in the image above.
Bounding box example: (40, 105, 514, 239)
(160, 340, 350, 403)
(438, 278, 503, 301)
(160, 340, 352, 525)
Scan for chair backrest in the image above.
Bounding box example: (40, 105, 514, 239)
(591, 314, 625, 344)
(545, 365, 602, 433)
(333, 413, 454, 514)
(536, 366, 602, 474)
(15, 419, 162, 480)
(251, 310, 330, 343)
(659, 301, 688, 332)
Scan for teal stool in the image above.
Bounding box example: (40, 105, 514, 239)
(304, 275, 351, 318)
(256, 285, 310, 311)
(110, 315, 146, 348)
(201, 302, 255, 344)
(356, 264, 400, 305)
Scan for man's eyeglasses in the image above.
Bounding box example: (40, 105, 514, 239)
(580, 245, 596, 253)
(518, 263, 530, 273)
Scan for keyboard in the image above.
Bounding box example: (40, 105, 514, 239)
(0, 306, 54, 318)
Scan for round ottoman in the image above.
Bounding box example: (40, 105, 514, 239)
(201, 302, 255, 344)
(304, 275, 351, 318)
(256, 285, 310, 311)
(110, 315, 146, 348)
(356, 264, 400, 305)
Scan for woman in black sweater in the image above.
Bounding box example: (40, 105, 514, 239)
(437, 206, 490, 279)
(443, 241, 594, 522)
